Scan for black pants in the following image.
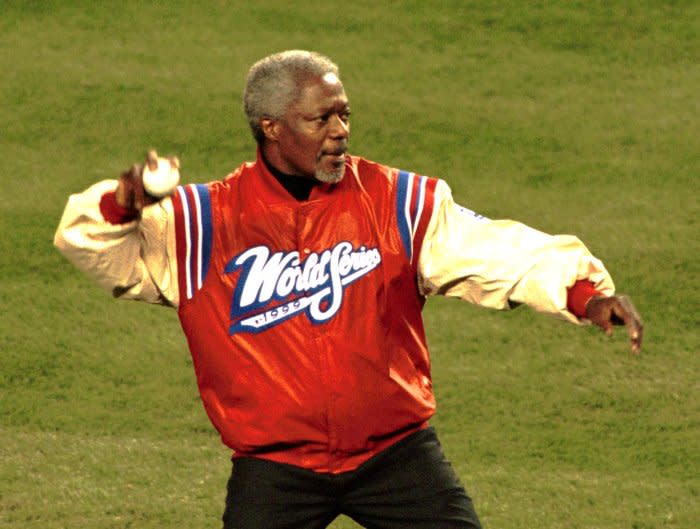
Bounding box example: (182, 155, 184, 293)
(222, 427, 482, 529)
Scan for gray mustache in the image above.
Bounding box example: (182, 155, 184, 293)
(325, 142, 348, 156)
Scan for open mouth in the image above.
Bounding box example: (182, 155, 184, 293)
(320, 141, 348, 160)
(320, 151, 346, 168)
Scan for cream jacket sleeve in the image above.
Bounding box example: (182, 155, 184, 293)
(53, 180, 180, 307)
(417, 181, 615, 323)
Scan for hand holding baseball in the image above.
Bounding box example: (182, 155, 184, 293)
(115, 150, 180, 211)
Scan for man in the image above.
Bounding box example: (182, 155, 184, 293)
(55, 50, 643, 528)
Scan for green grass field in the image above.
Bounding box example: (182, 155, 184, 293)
(2, 1, 699, 528)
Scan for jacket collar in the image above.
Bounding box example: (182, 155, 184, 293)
(253, 147, 349, 204)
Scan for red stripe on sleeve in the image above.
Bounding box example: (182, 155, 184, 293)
(171, 188, 189, 304)
(410, 177, 439, 268)
(567, 280, 601, 318)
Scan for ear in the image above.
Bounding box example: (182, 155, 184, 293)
(261, 117, 282, 142)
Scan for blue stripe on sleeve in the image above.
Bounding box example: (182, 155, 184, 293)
(396, 170, 413, 260)
(195, 184, 213, 283)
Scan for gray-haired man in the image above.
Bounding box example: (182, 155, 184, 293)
(55, 50, 643, 528)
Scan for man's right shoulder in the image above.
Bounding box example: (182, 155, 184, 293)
(210, 159, 260, 190)
(195, 159, 258, 195)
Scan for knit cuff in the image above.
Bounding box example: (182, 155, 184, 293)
(567, 280, 602, 318)
(99, 191, 138, 224)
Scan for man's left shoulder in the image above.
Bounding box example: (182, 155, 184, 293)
(346, 155, 397, 187)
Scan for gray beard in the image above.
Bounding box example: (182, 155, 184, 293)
(315, 167, 344, 184)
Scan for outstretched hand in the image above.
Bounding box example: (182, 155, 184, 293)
(585, 295, 644, 354)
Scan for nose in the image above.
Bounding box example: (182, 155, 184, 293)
(329, 114, 349, 140)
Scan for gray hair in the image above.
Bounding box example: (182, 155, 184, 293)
(243, 50, 340, 144)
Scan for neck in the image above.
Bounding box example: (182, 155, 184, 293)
(260, 149, 317, 202)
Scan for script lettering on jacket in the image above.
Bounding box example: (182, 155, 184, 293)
(225, 241, 382, 334)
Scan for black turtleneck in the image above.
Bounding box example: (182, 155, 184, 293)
(261, 150, 318, 202)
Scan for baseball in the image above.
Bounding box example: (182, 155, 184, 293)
(142, 150, 180, 198)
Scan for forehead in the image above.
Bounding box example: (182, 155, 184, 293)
(322, 72, 340, 85)
(292, 74, 348, 113)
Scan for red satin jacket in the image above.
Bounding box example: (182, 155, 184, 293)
(171, 153, 439, 473)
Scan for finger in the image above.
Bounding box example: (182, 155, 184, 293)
(603, 320, 614, 338)
(612, 295, 644, 354)
(146, 149, 159, 171)
(120, 163, 141, 183)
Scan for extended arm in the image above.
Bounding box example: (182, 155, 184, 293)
(417, 181, 643, 353)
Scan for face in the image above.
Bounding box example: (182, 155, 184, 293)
(266, 72, 350, 183)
